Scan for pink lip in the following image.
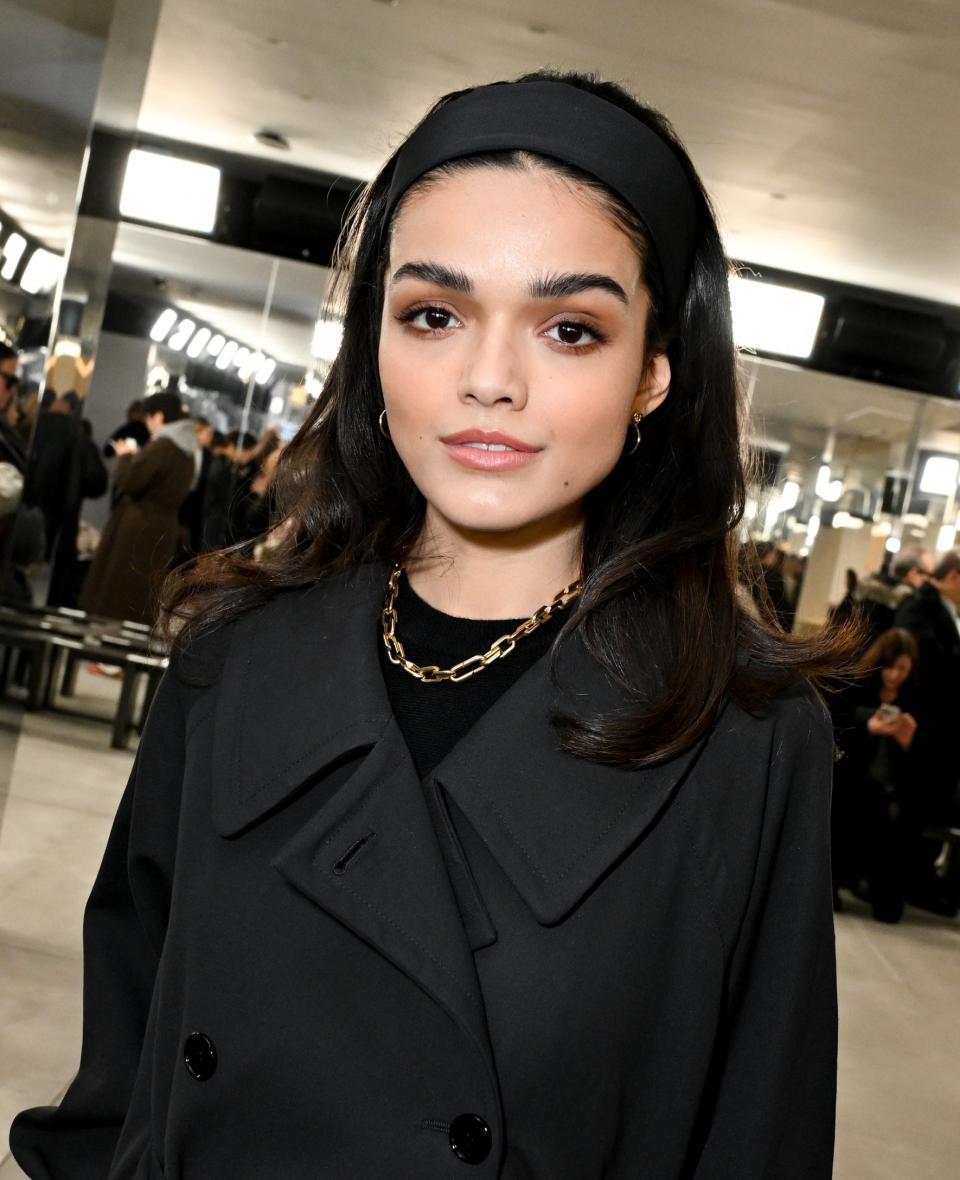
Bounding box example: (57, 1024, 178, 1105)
(441, 430, 539, 451)
(441, 429, 542, 472)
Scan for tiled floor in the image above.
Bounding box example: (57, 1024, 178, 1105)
(1, 676, 958, 1178)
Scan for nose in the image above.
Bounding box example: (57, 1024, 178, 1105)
(457, 319, 528, 410)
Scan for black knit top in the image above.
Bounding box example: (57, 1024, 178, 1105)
(379, 573, 569, 778)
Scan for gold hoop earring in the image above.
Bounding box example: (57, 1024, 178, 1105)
(626, 411, 643, 456)
(378, 409, 391, 440)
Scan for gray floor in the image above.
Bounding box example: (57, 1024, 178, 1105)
(1, 672, 958, 1178)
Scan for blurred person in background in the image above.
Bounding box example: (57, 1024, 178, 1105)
(828, 567, 860, 628)
(45, 417, 109, 607)
(103, 398, 150, 457)
(830, 628, 919, 922)
(226, 426, 280, 546)
(80, 392, 199, 623)
(894, 549, 960, 914)
(175, 417, 216, 561)
(200, 428, 256, 551)
(749, 541, 792, 630)
(0, 348, 28, 576)
(780, 552, 805, 629)
(14, 380, 41, 445)
(855, 550, 930, 644)
(23, 395, 105, 564)
(0, 351, 27, 473)
(233, 440, 284, 547)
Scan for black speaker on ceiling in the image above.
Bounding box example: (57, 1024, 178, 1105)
(252, 176, 353, 262)
(822, 299, 947, 392)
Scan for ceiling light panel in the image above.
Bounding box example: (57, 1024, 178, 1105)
(150, 308, 178, 342)
(120, 149, 221, 234)
(729, 277, 825, 359)
(20, 248, 63, 294)
(1, 232, 28, 281)
(919, 456, 959, 496)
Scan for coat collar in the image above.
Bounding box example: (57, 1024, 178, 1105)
(209, 564, 709, 926)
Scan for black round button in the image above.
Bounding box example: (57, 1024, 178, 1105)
(183, 1032, 217, 1081)
(449, 1113, 492, 1164)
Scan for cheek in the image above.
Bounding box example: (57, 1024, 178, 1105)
(378, 335, 443, 432)
(545, 368, 638, 482)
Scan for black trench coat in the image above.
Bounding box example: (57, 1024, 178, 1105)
(10, 565, 838, 1179)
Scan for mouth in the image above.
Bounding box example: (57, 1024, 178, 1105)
(440, 429, 542, 472)
(440, 430, 540, 453)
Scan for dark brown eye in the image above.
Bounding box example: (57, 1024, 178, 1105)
(424, 307, 451, 330)
(557, 322, 587, 344)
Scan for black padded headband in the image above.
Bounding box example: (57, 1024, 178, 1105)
(385, 80, 698, 318)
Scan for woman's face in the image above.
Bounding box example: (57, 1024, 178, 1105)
(881, 654, 912, 691)
(378, 167, 670, 540)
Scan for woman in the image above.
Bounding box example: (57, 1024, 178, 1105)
(830, 628, 920, 923)
(79, 391, 199, 623)
(11, 72, 861, 1178)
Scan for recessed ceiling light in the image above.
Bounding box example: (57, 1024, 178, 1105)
(254, 129, 291, 151)
(216, 341, 239, 370)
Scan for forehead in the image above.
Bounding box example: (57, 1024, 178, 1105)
(390, 166, 642, 287)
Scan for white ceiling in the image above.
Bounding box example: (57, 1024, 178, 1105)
(135, 0, 960, 305)
(0, 0, 112, 249)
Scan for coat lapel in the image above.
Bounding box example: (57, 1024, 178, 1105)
(206, 564, 711, 1048)
(208, 566, 495, 1070)
(430, 632, 713, 926)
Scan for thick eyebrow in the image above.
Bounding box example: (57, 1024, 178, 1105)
(389, 261, 630, 307)
(390, 261, 473, 292)
(529, 271, 630, 305)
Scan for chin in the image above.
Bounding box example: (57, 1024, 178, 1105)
(426, 488, 585, 538)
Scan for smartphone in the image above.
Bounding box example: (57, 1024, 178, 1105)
(876, 703, 901, 721)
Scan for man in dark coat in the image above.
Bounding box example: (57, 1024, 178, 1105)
(80, 393, 198, 623)
(10, 567, 838, 1178)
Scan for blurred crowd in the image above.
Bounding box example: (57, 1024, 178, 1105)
(748, 539, 960, 924)
(0, 341, 284, 625)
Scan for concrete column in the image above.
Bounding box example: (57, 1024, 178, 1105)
(795, 524, 875, 633)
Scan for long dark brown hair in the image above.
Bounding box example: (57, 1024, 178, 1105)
(163, 69, 865, 767)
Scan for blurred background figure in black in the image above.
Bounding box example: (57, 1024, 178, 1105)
(854, 551, 931, 647)
(22, 394, 108, 607)
(829, 568, 860, 628)
(103, 399, 150, 458)
(893, 550, 960, 914)
(749, 541, 794, 630)
(830, 628, 920, 923)
(201, 428, 255, 553)
(226, 427, 280, 547)
(174, 416, 216, 563)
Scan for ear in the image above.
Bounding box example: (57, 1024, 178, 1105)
(632, 351, 671, 417)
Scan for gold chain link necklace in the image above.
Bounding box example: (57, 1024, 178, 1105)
(381, 563, 583, 684)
